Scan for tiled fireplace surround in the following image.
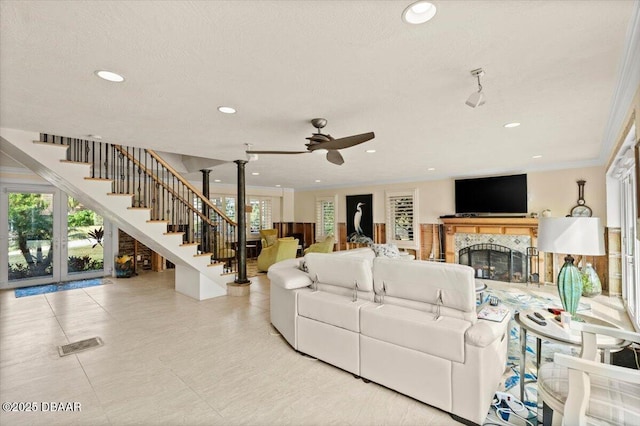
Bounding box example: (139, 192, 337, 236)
(440, 217, 618, 294)
(441, 217, 541, 284)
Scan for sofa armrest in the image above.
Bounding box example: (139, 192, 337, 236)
(465, 315, 511, 348)
(268, 267, 312, 290)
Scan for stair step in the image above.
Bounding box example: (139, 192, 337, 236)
(180, 242, 198, 247)
(108, 193, 134, 197)
(208, 262, 226, 267)
(127, 207, 151, 210)
(60, 160, 90, 165)
(163, 232, 184, 236)
(84, 177, 113, 182)
(147, 219, 169, 223)
(194, 253, 212, 258)
(33, 141, 69, 149)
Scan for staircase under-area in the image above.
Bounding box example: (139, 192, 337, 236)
(1, 128, 238, 300)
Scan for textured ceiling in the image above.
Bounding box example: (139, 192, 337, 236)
(0, 1, 636, 189)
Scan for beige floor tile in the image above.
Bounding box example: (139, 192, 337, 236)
(0, 269, 632, 426)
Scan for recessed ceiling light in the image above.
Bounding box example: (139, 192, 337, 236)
(214, 179, 221, 182)
(427, 167, 435, 171)
(275, 184, 281, 187)
(532, 155, 542, 159)
(402, 1, 437, 24)
(218, 106, 236, 114)
(315, 179, 321, 183)
(366, 149, 376, 153)
(504, 122, 521, 128)
(94, 70, 125, 82)
(87, 134, 102, 140)
(251, 172, 260, 176)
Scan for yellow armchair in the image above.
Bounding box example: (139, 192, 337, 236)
(259, 229, 278, 249)
(257, 237, 299, 272)
(304, 235, 335, 254)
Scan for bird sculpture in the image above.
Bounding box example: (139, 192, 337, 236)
(354, 202, 364, 235)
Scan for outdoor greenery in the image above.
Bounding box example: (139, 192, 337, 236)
(8, 194, 104, 280)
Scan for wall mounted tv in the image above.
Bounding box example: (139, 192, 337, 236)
(455, 174, 528, 215)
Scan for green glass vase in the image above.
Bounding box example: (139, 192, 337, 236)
(581, 263, 602, 297)
(557, 256, 582, 316)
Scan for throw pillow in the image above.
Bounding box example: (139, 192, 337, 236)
(265, 235, 277, 247)
(371, 243, 400, 259)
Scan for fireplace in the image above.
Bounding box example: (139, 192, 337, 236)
(459, 243, 528, 283)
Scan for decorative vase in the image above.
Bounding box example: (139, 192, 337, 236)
(557, 255, 583, 317)
(581, 263, 602, 297)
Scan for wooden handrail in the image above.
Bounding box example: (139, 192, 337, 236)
(146, 149, 236, 226)
(112, 145, 236, 227)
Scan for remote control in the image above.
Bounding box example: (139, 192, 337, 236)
(534, 312, 545, 321)
(527, 314, 547, 326)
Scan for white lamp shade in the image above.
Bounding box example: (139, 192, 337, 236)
(537, 217, 605, 256)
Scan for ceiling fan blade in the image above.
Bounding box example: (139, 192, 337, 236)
(308, 132, 375, 151)
(326, 150, 344, 165)
(246, 150, 309, 155)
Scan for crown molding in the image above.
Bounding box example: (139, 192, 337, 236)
(599, 0, 640, 161)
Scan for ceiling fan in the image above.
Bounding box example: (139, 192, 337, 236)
(246, 118, 375, 165)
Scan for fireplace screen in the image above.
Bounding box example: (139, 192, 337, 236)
(458, 243, 527, 283)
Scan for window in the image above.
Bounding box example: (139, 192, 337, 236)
(249, 198, 272, 234)
(316, 196, 337, 241)
(386, 190, 418, 248)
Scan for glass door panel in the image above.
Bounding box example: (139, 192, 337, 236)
(66, 197, 104, 276)
(7, 191, 56, 284)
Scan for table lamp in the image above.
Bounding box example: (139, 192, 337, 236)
(537, 217, 605, 317)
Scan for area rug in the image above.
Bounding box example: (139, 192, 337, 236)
(14, 278, 110, 298)
(479, 285, 591, 424)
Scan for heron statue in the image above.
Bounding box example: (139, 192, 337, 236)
(354, 202, 364, 235)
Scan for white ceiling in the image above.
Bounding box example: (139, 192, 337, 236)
(0, 1, 637, 190)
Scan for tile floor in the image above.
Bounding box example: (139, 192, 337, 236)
(0, 271, 632, 425)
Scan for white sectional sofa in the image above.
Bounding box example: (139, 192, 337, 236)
(268, 249, 510, 425)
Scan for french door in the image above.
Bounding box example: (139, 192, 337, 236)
(1, 184, 111, 289)
(621, 172, 640, 330)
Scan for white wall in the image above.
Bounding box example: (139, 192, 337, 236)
(293, 166, 608, 223)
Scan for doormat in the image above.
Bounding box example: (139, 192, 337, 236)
(14, 278, 109, 298)
(58, 337, 103, 357)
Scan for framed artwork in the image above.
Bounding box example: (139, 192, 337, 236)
(346, 194, 373, 243)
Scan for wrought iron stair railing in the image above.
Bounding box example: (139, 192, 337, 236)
(39, 133, 237, 273)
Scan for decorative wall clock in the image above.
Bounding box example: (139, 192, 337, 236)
(570, 180, 592, 217)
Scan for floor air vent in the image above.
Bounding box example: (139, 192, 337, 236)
(58, 337, 103, 357)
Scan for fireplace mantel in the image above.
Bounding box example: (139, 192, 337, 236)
(440, 217, 538, 264)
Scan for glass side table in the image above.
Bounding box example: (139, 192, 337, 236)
(514, 309, 629, 403)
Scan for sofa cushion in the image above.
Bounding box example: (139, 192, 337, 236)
(305, 253, 374, 292)
(331, 247, 376, 262)
(267, 267, 312, 290)
(373, 258, 476, 316)
(298, 290, 369, 332)
(360, 303, 470, 363)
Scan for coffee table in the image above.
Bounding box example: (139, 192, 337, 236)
(514, 309, 629, 402)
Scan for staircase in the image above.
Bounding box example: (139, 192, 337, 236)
(1, 128, 237, 300)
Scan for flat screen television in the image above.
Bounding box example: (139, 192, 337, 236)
(455, 174, 527, 215)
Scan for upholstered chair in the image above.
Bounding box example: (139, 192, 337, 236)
(259, 229, 278, 249)
(304, 235, 335, 254)
(257, 237, 298, 272)
(537, 322, 640, 426)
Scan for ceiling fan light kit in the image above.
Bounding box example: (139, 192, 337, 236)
(466, 68, 486, 108)
(245, 118, 375, 165)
